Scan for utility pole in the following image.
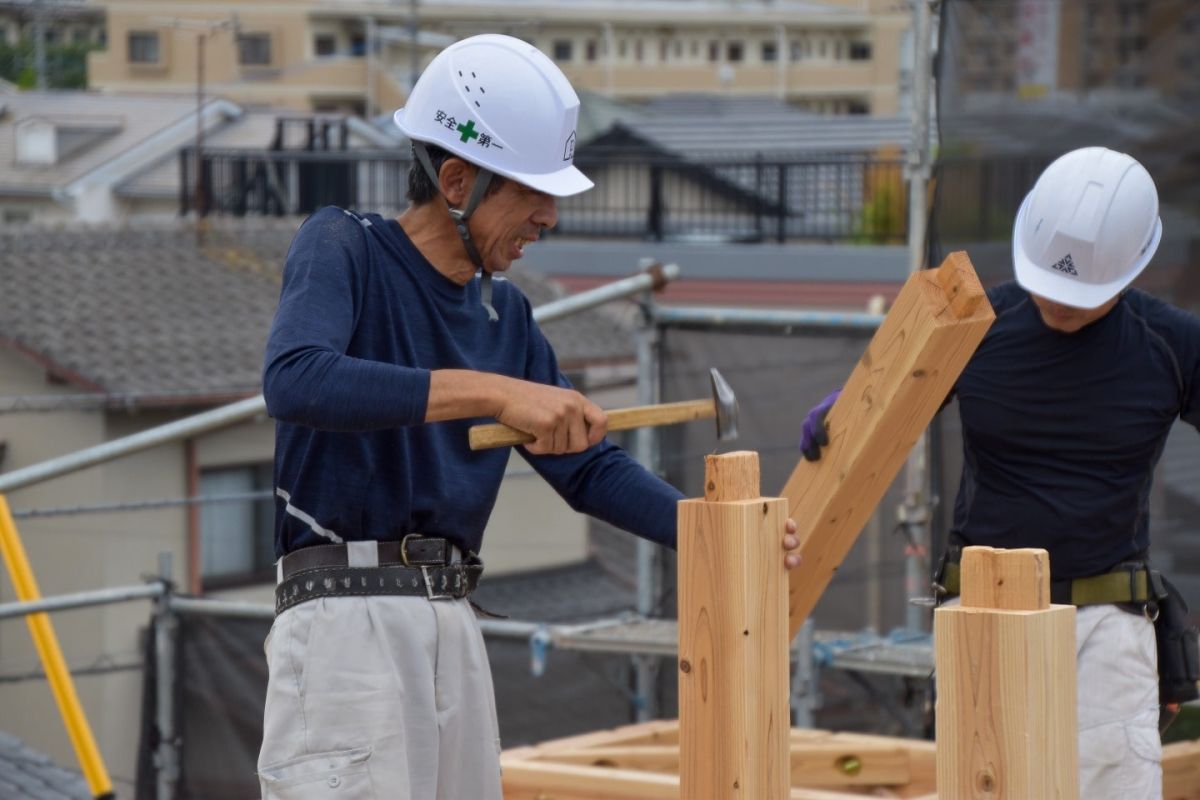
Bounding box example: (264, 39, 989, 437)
(151, 16, 238, 246)
(408, 0, 420, 92)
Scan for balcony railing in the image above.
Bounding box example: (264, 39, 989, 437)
(180, 148, 1045, 245)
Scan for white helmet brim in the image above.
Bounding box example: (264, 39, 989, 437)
(1012, 193, 1163, 310)
(394, 107, 594, 198)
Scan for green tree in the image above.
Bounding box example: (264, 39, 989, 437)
(0, 39, 98, 89)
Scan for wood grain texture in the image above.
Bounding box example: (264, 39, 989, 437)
(1163, 739, 1200, 800)
(781, 251, 994, 637)
(704, 451, 760, 501)
(468, 398, 716, 449)
(960, 546, 1050, 611)
(679, 452, 789, 800)
(935, 550, 1078, 800)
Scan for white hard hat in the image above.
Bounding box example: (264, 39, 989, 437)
(1012, 146, 1161, 309)
(393, 34, 593, 198)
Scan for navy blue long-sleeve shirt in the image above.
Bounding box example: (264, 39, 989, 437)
(263, 207, 682, 558)
(950, 282, 1200, 579)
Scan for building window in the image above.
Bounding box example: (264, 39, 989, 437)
(708, 39, 720, 62)
(128, 31, 160, 64)
(553, 39, 573, 62)
(585, 39, 597, 62)
(238, 33, 272, 66)
(72, 28, 91, 45)
(44, 29, 59, 45)
(690, 39, 699, 58)
(199, 464, 275, 583)
(2, 208, 32, 225)
(0, 27, 8, 45)
(727, 41, 743, 63)
(761, 41, 777, 62)
(674, 39, 683, 59)
(635, 38, 644, 62)
(618, 38, 627, 58)
(849, 41, 872, 61)
(660, 38, 668, 62)
(314, 33, 336, 56)
(350, 34, 366, 56)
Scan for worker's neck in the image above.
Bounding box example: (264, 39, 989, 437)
(397, 202, 480, 286)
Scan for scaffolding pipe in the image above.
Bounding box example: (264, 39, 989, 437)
(632, 280, 662, 721)
(154, 553, 180, 800)
(653, 306, 884, 332)
(169, 595, 274, 620)
(901, 0, 937, 633)
(0, 495, 115, 799)
(0, 583, 164, 621)
(0, 265, 679, 495)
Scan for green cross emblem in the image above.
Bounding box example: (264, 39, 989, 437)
(456, 119, 480, 143)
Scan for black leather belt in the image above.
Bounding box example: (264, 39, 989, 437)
(275, 536, 483, 616)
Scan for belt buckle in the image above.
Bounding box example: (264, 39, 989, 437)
(400, 533, 425, 567)
(421, 565, 461, 601)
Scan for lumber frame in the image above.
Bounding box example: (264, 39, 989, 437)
(935, 547, 1078, 800)
(677, 451, 790, 799)
(781, 251, 994, 636)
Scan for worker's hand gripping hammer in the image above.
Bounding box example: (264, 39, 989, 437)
(468, 367, 739, 451)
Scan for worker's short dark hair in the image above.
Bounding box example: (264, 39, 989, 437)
(406, 143, 506, 205)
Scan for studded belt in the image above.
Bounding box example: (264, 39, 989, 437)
(274, 539, 483, 615)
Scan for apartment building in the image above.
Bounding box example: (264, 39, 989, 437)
(88, 0, 910, 117)
(947, 0, 1200, 103)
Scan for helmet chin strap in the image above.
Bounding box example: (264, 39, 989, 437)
(413, 142, 499, 321)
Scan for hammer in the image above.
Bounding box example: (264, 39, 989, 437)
(468, 367, 739, 450)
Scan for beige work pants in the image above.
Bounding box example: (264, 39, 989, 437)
(257, 594, 503, 800)
(1076, 603, 1161, 800)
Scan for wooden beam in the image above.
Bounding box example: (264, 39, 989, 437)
(781, 251, 994, 636)
(502, 760, 921, 800)
(1163, 739, 1200, 800)
(678, 451, 790, 799)
(935, 547, 1078, 800)
(540, 740, 912, 788)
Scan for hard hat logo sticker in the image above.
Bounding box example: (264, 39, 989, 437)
(433, 110, 503, 149)
(1050, 254, 1079, 276)
(563, 131, 576, 162)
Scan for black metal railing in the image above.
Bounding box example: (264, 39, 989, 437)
(181, 147, 915, 244)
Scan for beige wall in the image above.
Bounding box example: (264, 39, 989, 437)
(89, 0, 908, 116)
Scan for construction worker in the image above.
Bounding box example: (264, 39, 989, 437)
(257, 34, 800, 799)
(800, 147, 1198, 800)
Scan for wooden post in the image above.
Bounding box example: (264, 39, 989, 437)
(678, 451, 789, 800)
(781, 251, 994, 637)
(935, 547, 1078, 800)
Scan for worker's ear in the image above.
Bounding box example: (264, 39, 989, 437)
(438, 158, 476, 208)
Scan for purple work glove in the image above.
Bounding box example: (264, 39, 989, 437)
(799, 389, 840, 462)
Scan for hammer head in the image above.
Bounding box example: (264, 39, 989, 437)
(709, 367, 739, 442)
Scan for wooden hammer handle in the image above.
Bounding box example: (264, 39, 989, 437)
(468, 398, 716, 450)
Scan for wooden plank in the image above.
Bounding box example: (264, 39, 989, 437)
(503, 759, 922, 800)
(1164, 739, 1200, 800)
(678, 451, 790, 800)
(791, 741, 910, 788)
(781, 251, 994, 637)
(935, 547, 1078, 800)
(506, 719, 682, 757)
(539, 740, 911, 789)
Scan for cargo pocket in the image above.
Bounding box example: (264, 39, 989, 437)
(260, 746, 375, 800)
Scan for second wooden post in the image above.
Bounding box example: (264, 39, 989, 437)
(935, 546, 1079, 800)
(678, 451, 789, 799)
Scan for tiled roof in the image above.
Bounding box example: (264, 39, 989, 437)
(0, 92, 208, 193)
(0, 731, 88, 800)
(0, 219, 635, 405)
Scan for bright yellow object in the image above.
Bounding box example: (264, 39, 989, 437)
(0, 494, 114, 799)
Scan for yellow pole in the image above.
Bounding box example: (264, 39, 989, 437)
(0, 494, 114, 799)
